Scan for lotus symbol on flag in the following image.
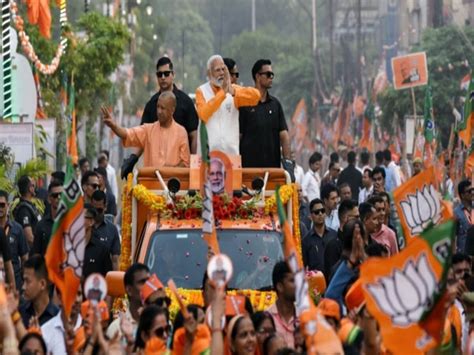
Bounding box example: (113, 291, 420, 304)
(366, 253, 437, 327)
(400, 184, 441, 235)
(63, 213, 86, 278)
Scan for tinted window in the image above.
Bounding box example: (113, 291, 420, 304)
(145, 229, 283, 290)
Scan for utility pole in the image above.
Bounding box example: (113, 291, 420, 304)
(356, 0, 362, 93)
(251, 0, 256, 32)
(328, 0, 334, 88)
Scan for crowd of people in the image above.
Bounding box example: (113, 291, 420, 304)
(0, 52, 472, 354)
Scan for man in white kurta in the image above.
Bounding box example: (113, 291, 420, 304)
(195, 55, 260, 155)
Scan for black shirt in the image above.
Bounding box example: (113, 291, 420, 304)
(5, 220, 28, 288)
(31, 214, 54, 256)
(302, 227, 337, 275)
(337, 164, 363, 201)
(105, 189, 117, 216)
(13, 198, 42, 233)
(239, 95, 288, 167)
(141, 85, 199, 134)
(19, 300, 59, 327)
(0, 227, 12, 262)
(93, 220, 121, 256)
(83, 238, 113, 279)
(324, 229, 344, 281)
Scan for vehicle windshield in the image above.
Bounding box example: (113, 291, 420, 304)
(145, 229, 283, 290)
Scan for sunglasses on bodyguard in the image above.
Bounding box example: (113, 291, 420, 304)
(156, 70, 173, 78)
(258, 71, 274, 79)
(49, 192, 61, 199)
(311, 208, 325, 215)
(230, 72, 239, 78)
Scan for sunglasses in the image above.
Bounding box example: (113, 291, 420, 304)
(89, 183, 100, 190)
(154, 325, 170, 338)
(230, 72, 239, 78)
(49, 192, 61, 199)
(156, 70, 173, 78)
(311, 208, 325, 215)
(258, 71, 274, 79)
(0, 203, 6, 208)
(149, 296, 171, 308)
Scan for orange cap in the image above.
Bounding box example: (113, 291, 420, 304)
(80, 300, 110, 321)
(318, 298, 340, 321)
(345, 279, 365, 312)
(141, 274, 164, 302)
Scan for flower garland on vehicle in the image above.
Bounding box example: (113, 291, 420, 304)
(165, 288, 276, 319)
(131, 183, 294, 219)
(113, 174, 133, 313)
(132, 184, 166, 213)
(291, 183, 303, 265)
(10, 0, 67, 75)
(264, 184, 294, 214)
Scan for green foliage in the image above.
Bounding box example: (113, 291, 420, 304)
(224, 27, 312, 116)
(378, 26, 474, 145)
(14, 159, 50, 182)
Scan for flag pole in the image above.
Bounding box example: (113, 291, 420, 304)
(410, 88, 418, 155)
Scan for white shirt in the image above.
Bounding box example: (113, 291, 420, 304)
(41, 312, 82, 355)
(106, 164, 119, 199)
(358, 185, 373, 204)
(196, 82, 240, 155)
(302, 170, 321, 203)
(325, 209, 339, 231)
(295, 164, 305, 186)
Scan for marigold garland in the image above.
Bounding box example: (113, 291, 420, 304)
(131, 183, 294, 219)
(165, 288, 276, 320)
(10, 1, 65, 75)
(264, 184, 294, 214)
(132, 184, 166, 213)
(113, 174, 133, 313)
(291, 183, 303, 266)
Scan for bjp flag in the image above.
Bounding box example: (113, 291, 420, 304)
(45, 157, 85, 317)
(276, 188, 343, 354)
(360, 221, 455, 354)
(393, 166, 452, 245)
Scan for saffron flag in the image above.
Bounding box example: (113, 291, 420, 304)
(66, 78, 79, 165)
(359, 221, 455, 354)
(289, 99, 308, 155)
(393, 166, 452, 244)
(466, 142, 474, 177)
(359, 98, 374, 151)
(45, 157, 85, 317)
(458, 78, 474, 147)
(423, 85, 435, 144)
(200, 123, 219, 255)
(276, 188, 343, 354)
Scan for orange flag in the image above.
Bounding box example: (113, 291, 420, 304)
(26, 0, 52, 38)
(393, 166, 452, 245)
(276, 188, 343, 354)
(45, 157, 85, 317)
(360, 221, 455, 354)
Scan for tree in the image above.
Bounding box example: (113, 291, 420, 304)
(26, 12, 129, 166)
(378, 26, 474, 146)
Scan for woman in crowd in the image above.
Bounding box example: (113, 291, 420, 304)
(134, 305, 170, 353)
(251, 311, 275, 354)
(227, 314, 258, 355)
